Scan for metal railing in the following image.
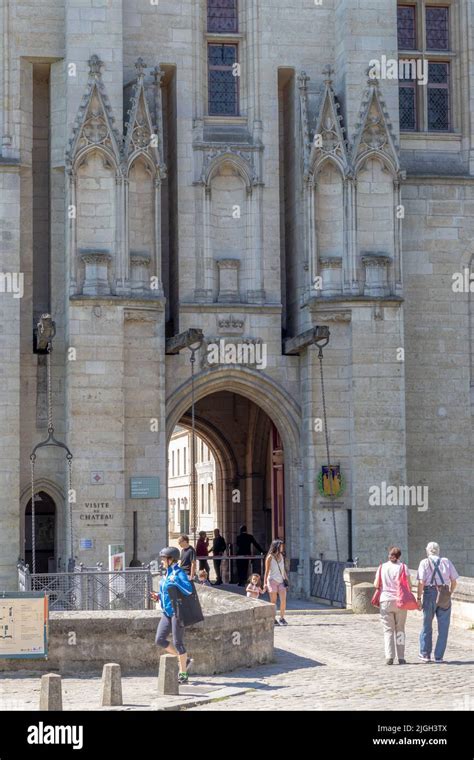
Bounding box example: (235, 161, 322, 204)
(196, 554, 266, 583)
(17, 562, 153, 611)
(310, 558, 357, 606)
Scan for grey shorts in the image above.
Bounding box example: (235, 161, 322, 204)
(155, 613, 186, 655)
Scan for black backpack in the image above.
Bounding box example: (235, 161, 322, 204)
(167, 581, 204, 627)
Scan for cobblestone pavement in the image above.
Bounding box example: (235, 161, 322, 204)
(190, 610, 474, 711)
(0, 610, 472, 711)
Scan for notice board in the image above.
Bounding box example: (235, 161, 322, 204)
(0, 592, 48, 659)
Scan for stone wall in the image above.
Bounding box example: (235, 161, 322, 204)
(0, 587, 275, 675)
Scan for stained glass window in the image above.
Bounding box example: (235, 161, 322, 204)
(399, 83, 417, 130)
(208, 44, 239, 116)
(207, 0, 238, 33)
(426, 6, 449, 50)
(427, 62, 450, 130)
(397, 5, 417, 50)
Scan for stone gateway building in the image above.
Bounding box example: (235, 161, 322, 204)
(0, 0, 473, 593)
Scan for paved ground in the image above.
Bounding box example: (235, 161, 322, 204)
(0, 607, 472, 711)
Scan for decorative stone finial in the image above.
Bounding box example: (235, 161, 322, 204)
(366, 65, 378, 86)
(297, 71, 309, 89)
(154, 65, 165, 86)
(89, 55, 103, 77)
(135, 58, 147, 78)
(323, 65, 335, 84)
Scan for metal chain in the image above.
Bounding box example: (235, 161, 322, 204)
(67, 454, 73, 562)
(190, 348, 197, 545)
(318, 346, 340, 562)
(30, 454, 36, 574)
(47, 343, 53, 432)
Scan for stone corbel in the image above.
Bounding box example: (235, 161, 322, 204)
(80, 250, 112, 296)
(319, 257, 343, 297)
(130, 252, 151, 295)
(361, 252, 392, 297)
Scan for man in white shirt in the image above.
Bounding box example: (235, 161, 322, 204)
(417, 541, 459, 663)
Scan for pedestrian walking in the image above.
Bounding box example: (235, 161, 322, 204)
(236, 525, 264, 586)
(210, 528, 227, 585)
(196, 531, 210, 575)
(151, 547, 194, 685)
(178, 535, 196, 578)
(264, 539, 289, 626)
(246, 573, 266, 600)
(417, 541, 459, 663)
(373, 546, 414, 665)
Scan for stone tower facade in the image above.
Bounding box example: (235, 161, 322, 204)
(0, 0, 473, 593)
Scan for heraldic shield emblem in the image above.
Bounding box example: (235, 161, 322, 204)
(318, 464, 345, 498)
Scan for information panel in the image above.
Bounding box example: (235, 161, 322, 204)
(0, 592, 48, 659)
(130, 476, 160, 499)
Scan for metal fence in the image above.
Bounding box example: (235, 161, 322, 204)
(17, 562, 153, 611)
(310, 559, 357, 606)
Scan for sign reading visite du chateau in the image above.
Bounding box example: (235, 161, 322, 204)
(79, 502, 114, 525)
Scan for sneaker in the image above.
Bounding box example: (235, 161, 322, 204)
(418, 654, 431, 663)
(385, 658, 394, 665)
(398, 659, 407, 665)
(178, 672, 189, 685)
(274, 618, 281, 626)
(279, 618, 288, 626)
(434, 658, 444, 663)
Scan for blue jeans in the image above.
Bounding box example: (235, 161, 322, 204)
(419, 586, 451, 660)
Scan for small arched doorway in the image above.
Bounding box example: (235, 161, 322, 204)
(25, 491, 56, 573)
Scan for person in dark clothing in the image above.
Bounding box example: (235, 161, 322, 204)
(236, 525, 264, 586)
(196, 531, 210, 575)
(178, 535, 196, 578)
(210, 528, 227, 585)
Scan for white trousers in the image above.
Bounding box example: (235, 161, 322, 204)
(380, 600, 407, 660)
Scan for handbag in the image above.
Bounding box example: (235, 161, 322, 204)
(277, 557, 289, 588)
(168, 581, 204, 627)
(396, 564, 418, 611)
(429, 559, 452, 610)
(371, 564, 382, 607)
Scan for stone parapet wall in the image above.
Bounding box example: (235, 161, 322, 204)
(344, 567, 474, 629)
(0, 587, 274, 675)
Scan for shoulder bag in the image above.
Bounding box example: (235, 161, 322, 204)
(429, 559, 452, 610)
(168, 580, 205, 627)
(396, 564, 418, 610)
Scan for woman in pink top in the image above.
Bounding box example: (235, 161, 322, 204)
(374, 546, 409, 665)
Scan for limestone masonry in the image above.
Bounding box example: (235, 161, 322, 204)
(0, 0, 473, 594)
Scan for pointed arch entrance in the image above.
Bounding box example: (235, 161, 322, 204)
(166, 368, 302, 577)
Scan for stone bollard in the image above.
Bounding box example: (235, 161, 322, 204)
(101, 663, 123, 707)
(39, 673, 63, 711)
(351, 582, 379, 614)
(157, 654, 179, 696)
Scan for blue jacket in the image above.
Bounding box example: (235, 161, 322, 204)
(159, 563, 193, 617)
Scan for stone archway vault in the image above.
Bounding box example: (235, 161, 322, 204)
(166, 367, 303, 585)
